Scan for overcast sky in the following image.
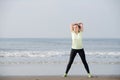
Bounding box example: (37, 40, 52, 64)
(0, 0, 120, 38)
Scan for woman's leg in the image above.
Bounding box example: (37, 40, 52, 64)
(65, 49, 77, 74)
(78, 49, 90, 73)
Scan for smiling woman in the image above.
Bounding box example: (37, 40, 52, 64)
(64, 22, 92, 78)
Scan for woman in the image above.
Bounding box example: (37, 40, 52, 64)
(64, 22, 92, 78)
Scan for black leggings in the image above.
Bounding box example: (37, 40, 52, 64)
(65, 48, 90, 74)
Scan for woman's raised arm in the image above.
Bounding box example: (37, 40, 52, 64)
(70, 23, 74, 32)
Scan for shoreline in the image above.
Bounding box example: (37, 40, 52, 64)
(0, 63, 120, 76)
(0, 76, 120, 80)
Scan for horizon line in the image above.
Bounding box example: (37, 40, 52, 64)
(0, 37, 120, 39)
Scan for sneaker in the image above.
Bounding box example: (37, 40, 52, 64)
(88, 73, 92, 78)
(64, 73, 67, 77)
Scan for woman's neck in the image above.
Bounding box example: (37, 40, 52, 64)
(74, 31, 79, 34)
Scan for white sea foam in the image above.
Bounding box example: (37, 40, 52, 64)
(0, 51, 67, 57)
(0, 51, 120, 57)
(86, 51, 120, 56)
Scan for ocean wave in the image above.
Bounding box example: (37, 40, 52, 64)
(0, 51, 67, 57)
(0, 51, 120, 57)
(86, 51, 120, 56)
(0, 61, 120, 65)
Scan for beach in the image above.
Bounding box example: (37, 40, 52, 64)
(1, 0, 120, 79)
(0, 63, 120, 76)
(0, 63, 120, 80)
(0, 76, 120, 80)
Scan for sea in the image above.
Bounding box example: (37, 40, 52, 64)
(0, 38, 120, 65)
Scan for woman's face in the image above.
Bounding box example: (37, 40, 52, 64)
(73, 25, 79, 32)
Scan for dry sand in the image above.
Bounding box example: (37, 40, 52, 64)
(0, 76, 120, 80)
